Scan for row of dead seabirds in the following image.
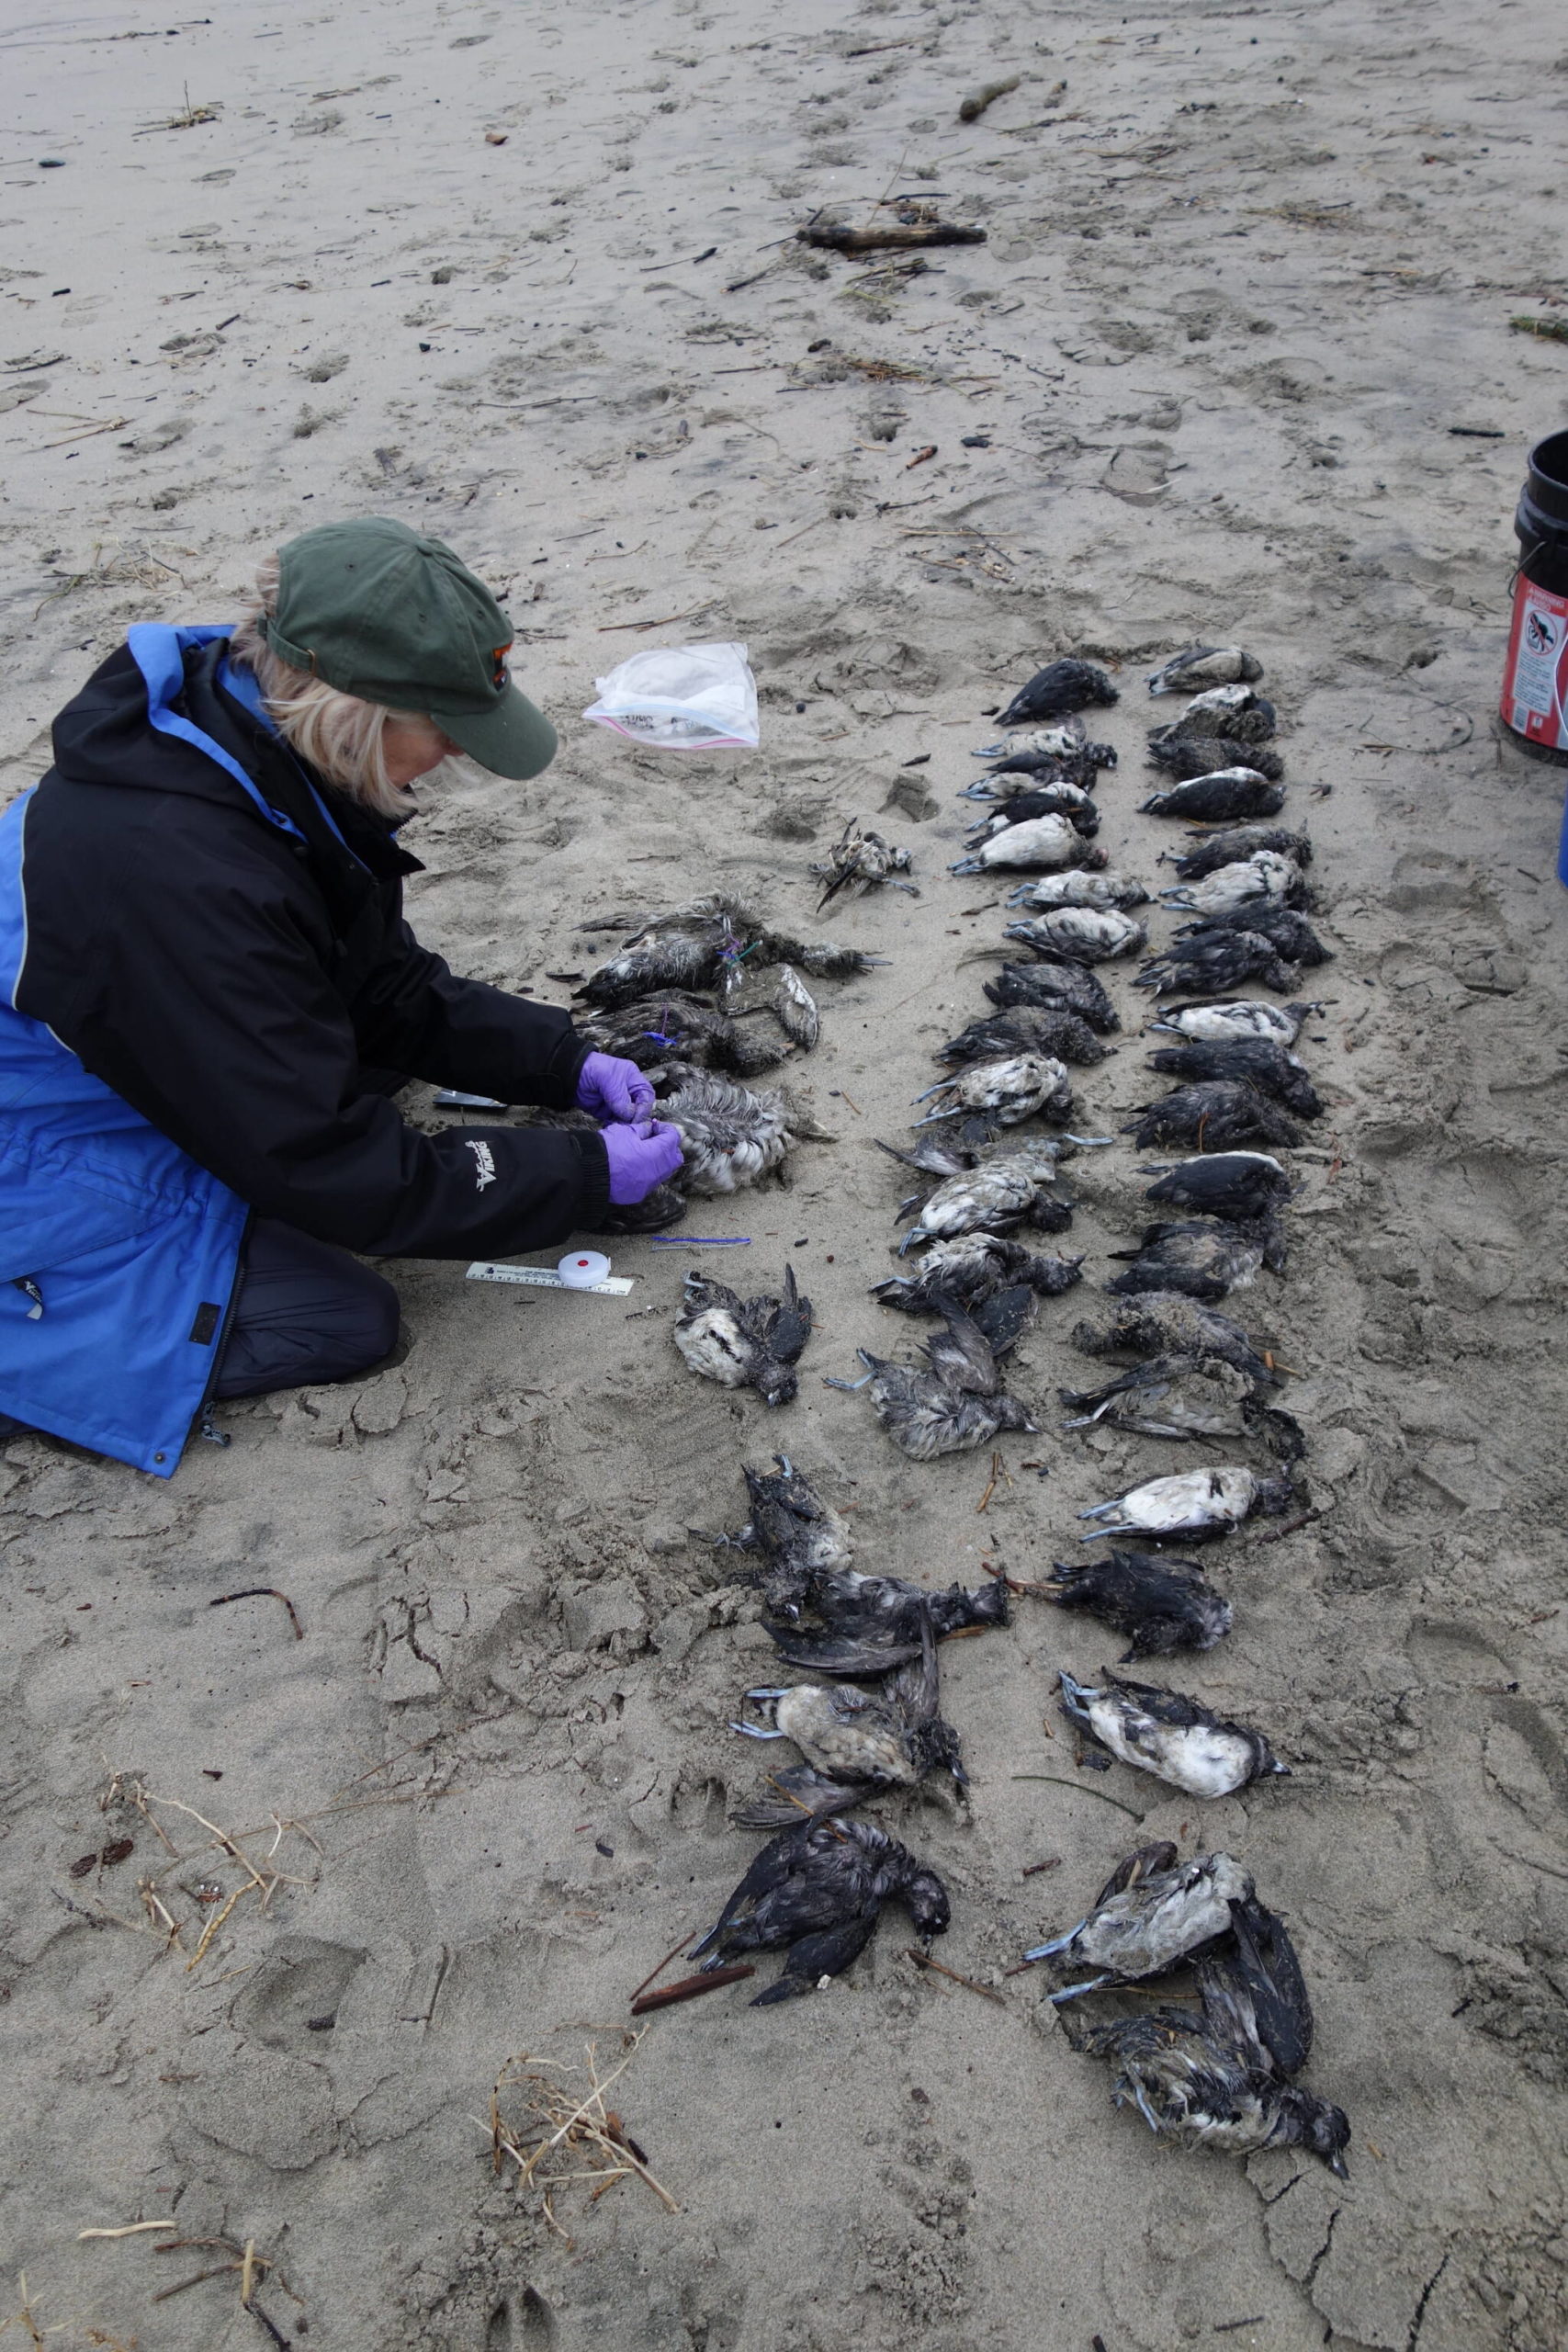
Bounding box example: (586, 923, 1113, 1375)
(568, 645, 1348, 2177)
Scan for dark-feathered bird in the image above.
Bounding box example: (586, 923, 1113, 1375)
(692, 1815, 950, 2005)
(1043, 1552, 1233, 1662)
(580, 989, 788, 1079)
(1005, 871, 1150, 914)
(729, 1455, 854, 1598)
(964, 744, 1119, 798)
(1166, 826, 1310, 883)
(1146, 1038, 1320, 1118)
(829, 1291, 1039, 1460)
(762, 1566, 1009, 1673)
(1147, 736, 1287, 785)
(1226, 1894, 1315, 2077)
(732, 1604, 966, 1824)
(1078, 1465, 1295, 1544)
(574, 894, 881, 1012)
(1135, 929, 1300, 999)
(873, 1230, 1082, 1317)
(1140, 771, 1287, 823)
(880, 1132, 1079, 1249)
(657, 1070, 800, 1193)
(1156, 684, 1278, 742)
(810, 820, 917, 910)
(938, 1004, 1110, 1069)
(1151, 998, 1319, 1047)
(915, 1051, 1075, 1132)
(1025, 1843, 1247, 1980)
(1003, 910, 1148, 964)
(1176, 903, 1330, 967)
(1146, 645, 1264, 696)
(950, 814, 1109, 876)
(1122, 1080, 1302, 1153)
(1063, 1360, 1303, 1457)
(1058, 1667, 1289, 1794)
(1106, 1220, 1266, 1303)
(1070, 1291, 1278, 1388)
(1066, 1949, 1349, 2176)
(674, 1264, 813, 1407)
(1145, 1152, 1292, 1227)
(997, 659, 1119, 728)
(984, 958, 1120, 1034)
(1060, 1353, 1258, 1442)
(1158, 851, 1309, 919)
(964, 781, 1100, 839)
(965, 720, 1119, 788)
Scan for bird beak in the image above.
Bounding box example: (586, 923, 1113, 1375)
(1326, 2153, 1349, 2181)
(728, 1721, 785, 1740)
(745, 1688, 790, 1702)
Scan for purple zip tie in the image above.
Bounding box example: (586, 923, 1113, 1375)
(649, 1236, 751, 1247)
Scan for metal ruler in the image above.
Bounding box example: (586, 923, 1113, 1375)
(466, 1261, 636, 1296)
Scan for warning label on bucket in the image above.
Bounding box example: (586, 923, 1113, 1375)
(1502, 579, 1568, 746)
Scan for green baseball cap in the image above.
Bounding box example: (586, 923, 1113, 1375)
(261, 515, 558, 779)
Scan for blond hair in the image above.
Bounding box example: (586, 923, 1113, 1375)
(229, 551, 412, 820)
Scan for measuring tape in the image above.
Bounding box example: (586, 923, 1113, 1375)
(466, 1261, 636, 1296)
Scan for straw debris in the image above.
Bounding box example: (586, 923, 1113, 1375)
(486, 2034, 678, 2245)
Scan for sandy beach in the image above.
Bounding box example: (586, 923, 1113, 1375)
(3, 1, 1568, 2346)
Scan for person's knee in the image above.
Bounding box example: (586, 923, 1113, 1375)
(344, 1263, 401, 1374)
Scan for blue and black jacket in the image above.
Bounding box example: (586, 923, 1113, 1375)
(0, 626, 608, 1476)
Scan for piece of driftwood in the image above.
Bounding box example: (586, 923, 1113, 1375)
(959, 74, 1021, 122)
(798, 221, 987, 254)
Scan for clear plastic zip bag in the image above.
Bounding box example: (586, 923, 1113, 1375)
(582, 640, 760, 749)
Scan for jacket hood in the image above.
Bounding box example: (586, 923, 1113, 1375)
(50, 626, 307, 841)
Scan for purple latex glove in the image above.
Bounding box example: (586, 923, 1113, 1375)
(601, 1119, 684, 1205)
(576, 1050, 657, 1125)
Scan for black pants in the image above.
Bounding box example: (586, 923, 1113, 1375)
(213, 1217, 401, 1398)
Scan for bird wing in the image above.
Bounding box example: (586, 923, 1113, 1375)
(967, 1282, 1035, 1359)
(761, 1262, 814, 1365)
(874, 1135, 975, 1179)
(1104, 1670, 1213, 1731)
(763, 1625, 924, 1678)
(751, 1909, 881, 2005)
(1191, 1949, 1273, 2074)
(1226, 1895, 1314, 2075)
(729, 1770, 866, 1831)
(1090, 1840, 1181, 1911)
(691, 1825, 808, 1960)
(679, 1272, 745, 1326)
(886, 1600, 940, 1732)
(920, 1300, 1004, 1395)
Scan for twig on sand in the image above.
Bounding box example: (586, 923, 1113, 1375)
(904, 1947, 1009, 2007)
(78, 2221, 177, 2240)
(1253, 1508, 1321, 1546)
(210, 1587, 304, 1640)
(1010, 1773, 1146, 1820)
(597, 599, 718, 634)
(629, 1929, 695, 2007)
(976, 1449, 1001, 1514)
(800, 220, 987, 254)
(631, 1965, 754, 2014)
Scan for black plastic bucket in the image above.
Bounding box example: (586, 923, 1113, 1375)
(1501, 430, 1568, 763)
